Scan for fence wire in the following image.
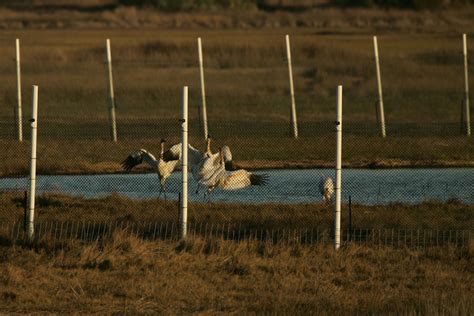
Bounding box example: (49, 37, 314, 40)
(1, 220, 471, 249)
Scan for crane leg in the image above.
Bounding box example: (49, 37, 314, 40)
(159, 183, 167, 201)
(195, 183, 202, 195)
(205, 186, 216, 204)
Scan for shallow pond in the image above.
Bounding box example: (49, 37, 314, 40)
(1, 168, 473, 205)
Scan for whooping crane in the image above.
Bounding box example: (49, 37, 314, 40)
(319, 177, 334, 202)
(149, 136, 234, 195)
(121, 139, 181, 198)
(190, 136, 234, 194)
(199, 147, 268, 198)
(163, 138, 266, 199)
(120, 137, 266, 201)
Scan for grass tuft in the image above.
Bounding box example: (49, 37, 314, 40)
(0, 230, 472, 313)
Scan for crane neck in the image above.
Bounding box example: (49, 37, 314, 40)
(206, 138, 211, 154)
(160, 142, 164, 157)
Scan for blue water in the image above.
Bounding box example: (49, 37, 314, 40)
(0, 169, 473, 205)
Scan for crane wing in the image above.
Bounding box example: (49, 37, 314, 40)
(219, 169, 268, 190)
(121, 149, 158, 172)
(162, 143, 204, 165)
(162, 143, 182, 162)
(188, 144, 205, 167)
(221, 145, 236, 170)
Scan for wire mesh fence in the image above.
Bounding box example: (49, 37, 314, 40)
(0, 31, 473, 247)
(2, 220, 471, 249)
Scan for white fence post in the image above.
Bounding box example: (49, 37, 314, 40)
(15, 38, 23, 142)
(198, 37, 209, 140)
(286, 34, 299, 139)
(373, 36, 386, 138)
(106, 39, 118, 142)
(335, 85, 343, 250)
(463, 33, 471, 136)
(180, 86, 189, 240)
(28, 85, 39, 241)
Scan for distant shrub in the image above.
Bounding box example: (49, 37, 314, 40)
(333, 0, 375, 7)
(128, 0, 474, 8)
(118, 0, 255, 10)
(334, 0, 455, 9)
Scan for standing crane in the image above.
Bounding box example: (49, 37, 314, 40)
(121, 139, 181, 198)
(319, 177, 334, 203)
(198, 147, 268, 199)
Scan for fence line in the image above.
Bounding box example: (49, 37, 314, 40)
(1, 220, 470, 248)
(2, 34, 472, 141)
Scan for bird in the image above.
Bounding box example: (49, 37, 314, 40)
(188, 136, 234, 195)
(161, 137, 266, 199)
(142, 136, 232, 195)
(199, 147, 268, 197)
(121, 139, 181, 198)
(319, 177, 334, 202)
(195, 138, 232, 183)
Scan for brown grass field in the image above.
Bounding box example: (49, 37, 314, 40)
(0, 7, 473, 314)
(1, 192, 473, 231)
(0, 9, 473, 176)
(0, 231, 473, 314)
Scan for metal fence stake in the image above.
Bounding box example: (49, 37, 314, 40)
(334, 85, 343, 250)
(15, 39, 23, 142)
(198, 37, 209, 140)
(105, 39, 118, 142)
(463, 34, 471, 136)
(373, 36, 387, 137)
(27, 85, 39, 242)
(286, 34, 298, 138)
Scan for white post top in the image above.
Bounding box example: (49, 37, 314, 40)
(198, 37, 203, 60)
(31, 85, 38, 126)
(373, 36, 379, 56)
(16, 38, 20, 60)
(106, 38, 112, 62)
(463, 33, 467, 55)
(285, 34, 291, 59)
(337, 85, 343, 122)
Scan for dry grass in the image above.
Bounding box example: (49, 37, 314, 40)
(1, 192, 472, 230)
(0, 28, 473, 175)
(0, 231, 472, 313)
(0, 5, 474, 31)
(0, 10, 472, 314)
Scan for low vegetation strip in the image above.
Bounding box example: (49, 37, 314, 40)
(0, 192, 472, 230)
(2, 219, 471, 248)
(5, 0, 474, 10)
(0, 231, 472, 313)
(1, 6, 474, 30)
